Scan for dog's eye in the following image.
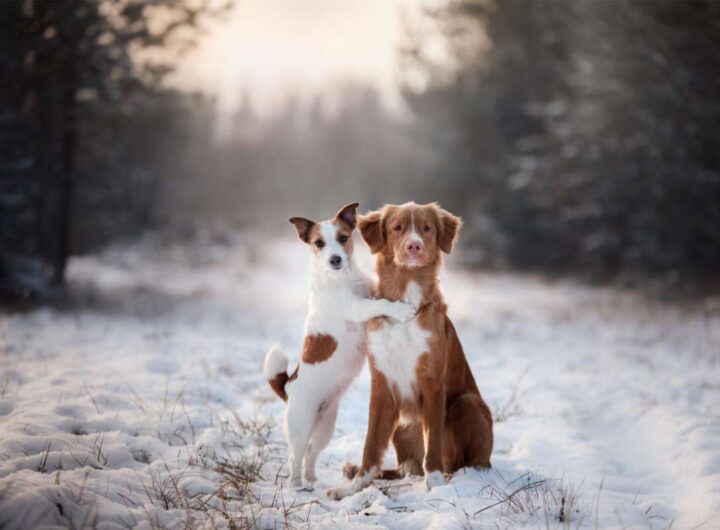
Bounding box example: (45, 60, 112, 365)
(338, 235, 349, 244)
(394, 224, 402, 232)
(423, 224, 431, 233)
(314, 240, 325, 248)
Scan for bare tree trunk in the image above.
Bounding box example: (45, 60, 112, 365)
(52, 86, 75, 285)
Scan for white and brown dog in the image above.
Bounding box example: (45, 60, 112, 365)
(328, 201, 493, 499)
(263, 203, 416, 489)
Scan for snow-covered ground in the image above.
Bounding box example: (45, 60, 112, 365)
(1, 235, 719, 529)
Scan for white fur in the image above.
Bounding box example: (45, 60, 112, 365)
(314, 221, 352, 276)
(407, 232, 423, 244)
(263, 345, 288, 379)
(266, 226, 415, 489)
(367, 281, 430, 400)
(404, 210, 423, 268)
(408, 210, 422, 244)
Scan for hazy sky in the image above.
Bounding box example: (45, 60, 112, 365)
(173, 0, 422, 116)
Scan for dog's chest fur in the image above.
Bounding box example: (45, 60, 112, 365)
(368, 281, 430, 399)
(298, 275, 369, 394)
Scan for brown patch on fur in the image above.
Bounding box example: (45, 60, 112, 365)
(289, 216, 327, 254)
(289, 217, 315, 242)
(267, 365, 299, 402)
(335, 202, 359, 229)
(352, 202, 492, 482)
(335, 221, 354, 255)
(306, 224, 325, 255)
(301, 334, 337, 364)
(332, 203, 359, 256)
(267, 372, 290, 401)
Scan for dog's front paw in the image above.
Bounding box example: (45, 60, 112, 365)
(424, 470, 446, 490)
(389, 301, 416, 322)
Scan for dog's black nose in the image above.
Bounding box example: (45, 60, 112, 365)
(329, 255, 342, 268)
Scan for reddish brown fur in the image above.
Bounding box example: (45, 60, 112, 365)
(289, 217, 316, 243)
(336, 202, 359, 231)
(268, 364, 298, 402)
(354, 202, 493, 481)
(268, 372, 290, 401)
(301, 334, 338, 364)
(336, 223, 354, 255)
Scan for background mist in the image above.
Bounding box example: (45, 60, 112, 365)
(2, 0, 719, 297)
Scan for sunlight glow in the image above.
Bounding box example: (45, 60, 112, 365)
(172, 0, 421, 116)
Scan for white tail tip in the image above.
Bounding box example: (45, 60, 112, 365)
(263, 344, 288, 379)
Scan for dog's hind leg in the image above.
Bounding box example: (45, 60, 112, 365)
(393, 422, 424, 477)
(443, 393, 493, 471)
(304, 400, 339, 484)
(285, 399, 317, 488)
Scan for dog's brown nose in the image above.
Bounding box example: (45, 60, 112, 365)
(406, 240, 423, 254)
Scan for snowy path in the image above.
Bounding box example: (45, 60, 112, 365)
(1, 236, 719, 529)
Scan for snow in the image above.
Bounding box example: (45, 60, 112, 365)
(1, 234, 719, 529)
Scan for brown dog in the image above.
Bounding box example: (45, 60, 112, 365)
(328, 202, 493, 499)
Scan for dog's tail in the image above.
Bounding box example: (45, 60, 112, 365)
(263, 345, 291, 402)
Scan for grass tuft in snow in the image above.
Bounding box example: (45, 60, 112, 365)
(214, 452, 266, 501)
(492, 375, 525, 423)
(476, 471, 586, 528)
(134, 415, 282, 529)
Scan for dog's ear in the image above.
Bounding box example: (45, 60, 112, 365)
(436, 207, 462, 254)
(358, 209, 386, 254)
(289, 217, 315, 243)
(335, 202, 359, 229)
